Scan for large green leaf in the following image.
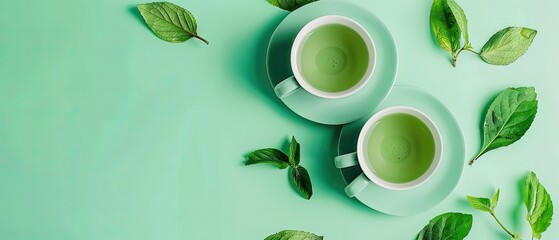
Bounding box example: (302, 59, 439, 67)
(467, 196, 492, 212)
(291, 165, 313, 200)
(525, 172, 554, 239)
(264, 230, 323, 240)
(470, 87, 538, 164)
(267, 0, 318, 11)
(480, 27, 537, 65)
(289, 136, 300, 166)
(417, 212, 473, 240)
(137, 2, 208, 44)
(246, 148, 289, 169)
(430, 0, 462, 54)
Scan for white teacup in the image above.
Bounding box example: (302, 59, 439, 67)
(274, 15, 376, 99)
(335, 106, 443, 196)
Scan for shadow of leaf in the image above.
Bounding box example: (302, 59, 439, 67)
(512, 174, 527, 230)
(128, 5, 151, 32)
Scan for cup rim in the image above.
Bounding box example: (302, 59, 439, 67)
(290, 15, 376, 99)
(356, 106, 443, 191)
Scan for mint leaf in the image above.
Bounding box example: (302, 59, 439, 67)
(417, 212, 473, 240)
(491, 189, 500, 211)
(267, 0, 318, 11)
(525, 172, 537, 213)
(446, 0, 469, 45)
(430, 0, 462, 65)
(480, 27, 537, 65)
(525, 172, 554, 239)
(470, 87, 538, 165)
(264, 230, 323, 240)
(137, 2, 209, 44)
(246, 148, 289, 169)
(291, 165, 313, 200)
(467, 195, 492, 212)
(289, 136, 300, 166)
(246, 136, 313, 200)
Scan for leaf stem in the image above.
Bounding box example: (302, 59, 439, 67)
(469, 150, 485, 165)
(452, 54, 457, 67)
(452, 44, 478, 67)
(490, 211, 515, 237)
(193, 34, 209, 44)
(463, 47, 480, 55)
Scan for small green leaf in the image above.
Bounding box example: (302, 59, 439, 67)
(467, 195, 492, 212)
(524, 172, 554, 239)
(430, 0, 461, 54)
(291, 165, 313, 200)
(137, 2, 209, 44)
(470, 87, 538, 164)
(267, 0, 318, 11)
(245, 148, 289, 169)
(264, 230, 323, 240)
(445, 0, 469, 45)
(289, 136, 300, 166)
(480, 27, 537, 65)
(417, 212, 473, 240)
(512, 233, 521, 240)
(491, 189, 500, 211)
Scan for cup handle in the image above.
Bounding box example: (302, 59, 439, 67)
(334, 152, 359, 169)
(274, 76, 301, 98)
(334, 152, 370, 197)
(345, 173, 371, 198)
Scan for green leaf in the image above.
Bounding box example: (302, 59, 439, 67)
(470, 87, 538, 164)
(480, 27, 537, 65)
(430, 0, 462, 61)
(137, 2, 209, 44)
(291, 165, 313, 200)
(491, 189, 500, 211)
(245, 148, 289, 169)
(267, 0, 318, 11)
(445, 0, 469, 45)
(264, 230, 323, 240)
(289, 136, 300, 166)
(417, 212, 473, 240)
(467, 195, 492, 212)
(524, 172, 554, 239)
(525, 172, 537, 213)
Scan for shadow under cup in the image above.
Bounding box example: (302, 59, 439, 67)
(335, 107, 443, 197)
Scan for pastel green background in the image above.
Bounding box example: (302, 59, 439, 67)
(0, 0, 557, 239)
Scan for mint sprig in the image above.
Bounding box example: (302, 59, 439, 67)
(467, 189, 516, 237)
(246, 136, 313, 200)
(467, 172, 553, 239)
(430, 0, 536, 66)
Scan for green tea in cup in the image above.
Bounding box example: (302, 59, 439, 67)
(364, 113, 436, 184)
(274, 15, 376, 99)
(334, 106, 442, 196)
(299, 23, 370, 93)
